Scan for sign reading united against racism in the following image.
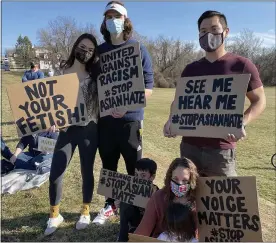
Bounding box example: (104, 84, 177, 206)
(37, 137, 57, 153)
(97, 42, 146, 117)
(6, 73, 88, 137)
(97, 168, 153, 208)
(170, 74, 251, 139)
(196, 176, 263, 242)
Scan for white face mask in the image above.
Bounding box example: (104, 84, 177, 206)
(106, 18, 124, 35)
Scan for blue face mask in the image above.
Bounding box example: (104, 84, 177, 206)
(106, 18, 124, 35)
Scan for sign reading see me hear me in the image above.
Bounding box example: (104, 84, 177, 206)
(170, 74, 250, 139)
(6, 73, 88, 137)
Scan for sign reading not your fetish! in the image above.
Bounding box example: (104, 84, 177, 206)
(97, 42, 146, 117)
(196, 176, 263, 242)
(170, 74, 251, 138)
(97, 168, 153, 208)
(6, 73, 88, 137)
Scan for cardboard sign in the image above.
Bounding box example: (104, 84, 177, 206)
(97, 168, 153, 208)
(128, 233, 163, 242)
(170, 74, 251, 139)
(37, 136, 56, 153)
(196, 176, 263, 242)
(6, 73, 88, 137)
(97, 42, 146, 117)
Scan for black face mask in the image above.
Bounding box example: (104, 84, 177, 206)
(199, 32, 224, 52)
(75, 47, 93, 64)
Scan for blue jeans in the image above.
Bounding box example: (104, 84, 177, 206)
(1, 137, 13, 160)
(15, 152, 53, 170)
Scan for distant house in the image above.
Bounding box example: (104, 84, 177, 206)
(7, 47, 61, 71)
(34, 48, 56, 70)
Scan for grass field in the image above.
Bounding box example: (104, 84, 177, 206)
(1, 72, 275, 242)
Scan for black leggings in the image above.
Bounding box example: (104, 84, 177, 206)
(49, 121, 98, 206)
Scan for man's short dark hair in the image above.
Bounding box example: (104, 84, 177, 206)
(30, 62, 35, 69)
(135, 158, 157, 176)
(197, 10, 228, 30)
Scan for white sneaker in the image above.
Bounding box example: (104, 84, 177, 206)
(92, 204, 116, 225)
(76, 214, 91, 230)
(44, 214, 64, 236)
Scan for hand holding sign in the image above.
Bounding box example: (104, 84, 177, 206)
(226, 125, 246, 142)
(47, 125, 57, 133)
(163, 120, 176, 138)
(111, 107, 128, 118)
(10, 155, 17, 164)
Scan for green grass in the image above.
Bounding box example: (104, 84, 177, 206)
(1, 72, 275, 242)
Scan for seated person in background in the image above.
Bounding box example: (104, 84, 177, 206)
(1, 136, 13, 161)
(134, 157, 199, 239)
(117, 158, 159, 242)
(1, 131, 59, 172)
(48, 68, 54, 77)
(157, 202, 198, 242)
(1, 136, 14, 175)
(22, 62, 44, 82)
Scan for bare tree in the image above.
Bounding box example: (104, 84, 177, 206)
(226, 29, 263, 61)
(255, 47, 276, 86)
(145, 35, 197, 87)
(132, 31, 149, 46)
(151, 36, 196, 72)
(81, 23, 102, 44)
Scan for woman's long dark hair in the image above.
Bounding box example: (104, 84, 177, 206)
(165, 202, 196, 241)
(60, 33, 100, 80)
(163, 157, 198, 203)
(160, 158, 199, 231)
(60, 33, 100, 116)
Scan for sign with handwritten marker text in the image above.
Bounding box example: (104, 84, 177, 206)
(97, 42, 146, 117)
(170, 74, 250, 138)
(97, 168, 153, 208)
(6, 73, 88, 137)
(196, 176, 262, 242)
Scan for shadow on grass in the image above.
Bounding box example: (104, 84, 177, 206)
(1, 212, 119, 242)
(1, 122, 15, 126)
(2, 138, 19, 143)
(240, 166, 276, 171)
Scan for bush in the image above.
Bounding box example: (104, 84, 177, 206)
(154, 70, 170, 88)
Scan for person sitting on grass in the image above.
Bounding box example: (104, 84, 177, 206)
(1, 131, 59, 174)
(157, 202, 198, 242)
(117, 158, 159, 242)
(22, 62, 44, 82)
(134, 157, 199, 239)
(1, 136, 14, 175)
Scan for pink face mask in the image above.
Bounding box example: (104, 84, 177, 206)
(170, 180, 190, 197)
